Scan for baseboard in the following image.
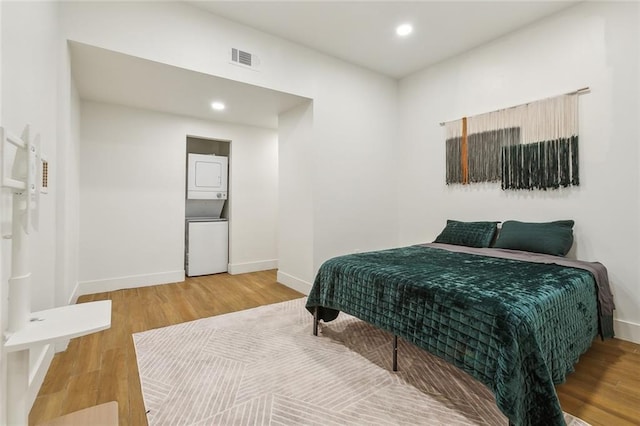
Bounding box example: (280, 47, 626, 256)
(614, 318, 640, 344)
(74, 270, 185, 299)
(28, 344, 54, 411)
(228, 259, 278, 275)
(276, 270, 312, 295)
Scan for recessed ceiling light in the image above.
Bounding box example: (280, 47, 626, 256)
(396, 23, 413, 37)
(211, 101, 226, 111)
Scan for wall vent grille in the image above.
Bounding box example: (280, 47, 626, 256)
(230, 48, 260, 70)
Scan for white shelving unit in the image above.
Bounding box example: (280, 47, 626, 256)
(4, 301, 112, 353)
(1, 126, 112, 425)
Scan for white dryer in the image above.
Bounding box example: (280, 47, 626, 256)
(187, 153, 228, 200)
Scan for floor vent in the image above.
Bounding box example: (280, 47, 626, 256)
(231, 48, 260, 70)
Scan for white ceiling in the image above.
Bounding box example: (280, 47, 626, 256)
(186, 1, 580, 78)
(69, 42, 310, 129)
(70, 1, 580, 129)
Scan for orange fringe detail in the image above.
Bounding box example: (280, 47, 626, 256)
(461, 117, 469, 184)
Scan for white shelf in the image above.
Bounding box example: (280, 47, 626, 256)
(4, 300, 112, 352)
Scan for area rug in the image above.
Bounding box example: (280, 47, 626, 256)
(133, 297, 589, 425)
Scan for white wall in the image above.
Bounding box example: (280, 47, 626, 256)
(311, 62, 398, 271)
(0, 1, 61, 422)
(60, 1, 399, 290)
(0, 1, 5, 421)
(397, 2, 640, 342)
(56, 45, 81, 308)
(278, 102, 314, 292)
(60, 1, 316, 99)
(2, 1, 59, 311)
(78, 101, 279, 294)
(227, 128, 279, 275)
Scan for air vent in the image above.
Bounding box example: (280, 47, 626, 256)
(41, 159, 48, 193)
(230, 48, 260, 70)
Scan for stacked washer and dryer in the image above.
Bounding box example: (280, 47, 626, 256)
(185, 153, 229, 276)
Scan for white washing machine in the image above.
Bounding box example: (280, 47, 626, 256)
(185, 217, 228, 276)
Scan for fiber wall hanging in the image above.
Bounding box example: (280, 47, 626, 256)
(443, 89, 586, 190)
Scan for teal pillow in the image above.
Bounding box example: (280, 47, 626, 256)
(434, 220, 498, 248)
(493, 220, 574, 256)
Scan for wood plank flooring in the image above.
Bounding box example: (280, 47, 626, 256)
(29, 270, 302, 426)
(29, 270, 640, 426)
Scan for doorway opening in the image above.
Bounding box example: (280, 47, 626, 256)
(184, 136, 231, 277)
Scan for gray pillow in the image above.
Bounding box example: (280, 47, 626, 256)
(434, 220, 499, 248)
(493, 220, 574, 256)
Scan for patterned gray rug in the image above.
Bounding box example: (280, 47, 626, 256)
(133, 297, 589, 426)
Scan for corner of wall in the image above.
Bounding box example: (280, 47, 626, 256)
(614, 319, 640, 344)
(0, 4, 4, 425)
(68, 280, 80, 305)
(27, 345, 55, 412)
(276, 270, 311, 295)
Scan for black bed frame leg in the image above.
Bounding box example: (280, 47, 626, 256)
(392, 335, 398, 371)
(313, 306, 319, 336)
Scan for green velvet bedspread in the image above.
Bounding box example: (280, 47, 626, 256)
(306, 245, 599, 426)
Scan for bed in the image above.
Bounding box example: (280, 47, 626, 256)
(305, 221, 614, 426)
